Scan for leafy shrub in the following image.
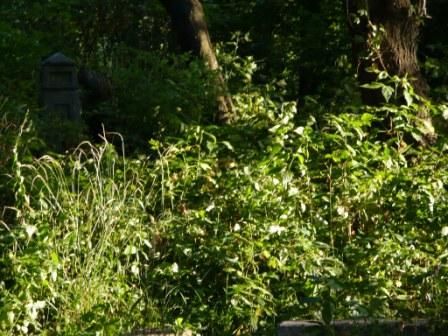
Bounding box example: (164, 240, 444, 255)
(2, 75, 448, 335)
(142, 121, 342, 334)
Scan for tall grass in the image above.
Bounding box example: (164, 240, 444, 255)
(1, 132, 160, 335)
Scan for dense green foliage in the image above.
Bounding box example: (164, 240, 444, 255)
(2, 1, 448, 335)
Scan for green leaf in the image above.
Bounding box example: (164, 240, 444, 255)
(221, 141, 234, 151)
(361, 113, 374, 124)
(361, 82, 382, 89)
(381, 85, 394, 102)
(442, 227, 448, 237)
(403, 90, 413, 106)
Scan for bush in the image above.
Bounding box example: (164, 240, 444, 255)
(1, 76, 448, 335)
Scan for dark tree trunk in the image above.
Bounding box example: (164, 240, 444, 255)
(347, 0, 429, 103)
(347, 0, 435, 142)
(160, 0, 233, 124)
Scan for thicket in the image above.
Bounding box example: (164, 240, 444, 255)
(1, 1, 448, 335)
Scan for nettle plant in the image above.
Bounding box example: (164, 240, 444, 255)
(1, 69, 448, 335)
(143, 74, 448, 332)
(304, 73, 448, 319)
(143, 107, 343, 334)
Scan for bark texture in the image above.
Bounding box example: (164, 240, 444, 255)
(347, 0, 435, 143)
(347, 0, 429, 104)
(160, 0, 233, 124)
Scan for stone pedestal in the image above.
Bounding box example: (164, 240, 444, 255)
(277, 319, 431, 336)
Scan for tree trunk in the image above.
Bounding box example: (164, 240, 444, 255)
(347, 0, 430, 103)
(160, 0, 233, 124)
(347, 0, 435, 142)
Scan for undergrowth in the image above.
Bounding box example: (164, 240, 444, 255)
(1, 76, 448, 335)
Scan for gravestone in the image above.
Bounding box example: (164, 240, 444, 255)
(277, 319, 433, 336)
(127, 329, 192, 336)
(39, 52, 81, 120)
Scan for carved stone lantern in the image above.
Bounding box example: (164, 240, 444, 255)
(40, 52, 81, 120)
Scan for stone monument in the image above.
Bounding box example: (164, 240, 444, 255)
(39, 52, 81, 120)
